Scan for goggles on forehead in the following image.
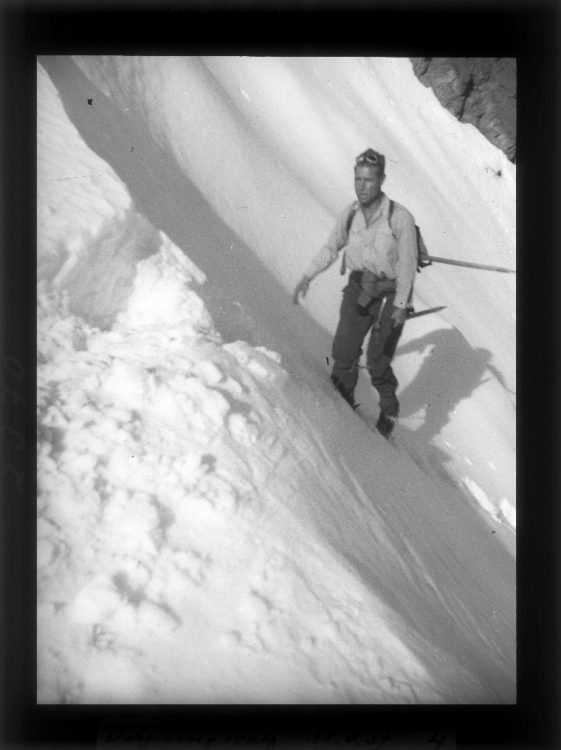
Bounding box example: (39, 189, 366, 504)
(355, 150, 385, 168)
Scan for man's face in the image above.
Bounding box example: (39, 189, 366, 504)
(354, 164, 385, 207)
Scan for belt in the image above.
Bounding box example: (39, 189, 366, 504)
(349, 270, 395, 284)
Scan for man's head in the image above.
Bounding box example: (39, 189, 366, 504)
(354, 149, 386, 207)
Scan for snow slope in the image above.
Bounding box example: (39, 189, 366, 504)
(37, 57, 516, 704)
(67, 54, 516, 525)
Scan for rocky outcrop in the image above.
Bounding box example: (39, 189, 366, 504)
(410, 58, 516, 163)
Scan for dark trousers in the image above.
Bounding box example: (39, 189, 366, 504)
(331, 273, 403, 415)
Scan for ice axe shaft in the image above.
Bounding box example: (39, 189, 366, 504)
(407, 305, 447, 319)
(425, 255, 516, 274)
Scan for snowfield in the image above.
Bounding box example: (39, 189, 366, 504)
(37, 56, 516, 704)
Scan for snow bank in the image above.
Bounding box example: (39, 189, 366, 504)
(38, 229, 449, 704)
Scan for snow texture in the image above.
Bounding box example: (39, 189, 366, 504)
(37, 56, 515, 704)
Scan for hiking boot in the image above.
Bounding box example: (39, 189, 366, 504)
(376, 410, 397, 439)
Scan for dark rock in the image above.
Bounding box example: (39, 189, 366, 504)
(410, 57, 516, 162)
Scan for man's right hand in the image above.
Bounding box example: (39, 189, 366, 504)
(293, 276, 311, 304)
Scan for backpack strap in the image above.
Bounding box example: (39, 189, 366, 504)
(340, 203, 359, 275)
(388, 199, 395, 235)
(389, 199, 430, 272)
(345, 203, 358, 236)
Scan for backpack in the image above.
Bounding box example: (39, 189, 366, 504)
(343, 199, 431, 273)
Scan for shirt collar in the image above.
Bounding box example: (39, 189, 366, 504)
(358, 192, 388, 224)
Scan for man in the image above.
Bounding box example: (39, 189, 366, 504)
(292, 148, 418, 438)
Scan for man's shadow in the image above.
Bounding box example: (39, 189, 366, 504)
(397, 326, 512, 444)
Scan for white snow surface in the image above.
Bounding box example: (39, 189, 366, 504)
(37, 56, 516, 704)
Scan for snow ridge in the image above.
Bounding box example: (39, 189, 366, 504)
(38, 250, 443, 704)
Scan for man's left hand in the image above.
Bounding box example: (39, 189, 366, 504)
(391, 306, 407, 328)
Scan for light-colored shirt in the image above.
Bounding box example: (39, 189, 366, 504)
(304, 193, 418, 309)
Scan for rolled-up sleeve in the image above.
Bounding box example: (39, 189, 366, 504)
(393, 210, 418, 309)
(303, 204, 354, 280)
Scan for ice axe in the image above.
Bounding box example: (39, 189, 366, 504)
(423, 255, 516, 274)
